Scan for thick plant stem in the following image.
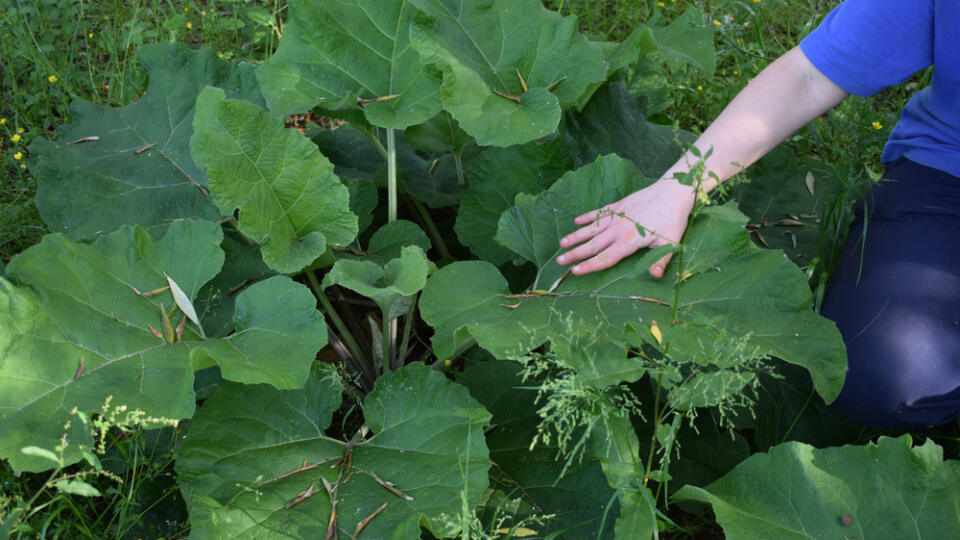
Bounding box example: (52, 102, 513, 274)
(387, 128, 398, 223)
(307, 271, 371, 376)
(382, 315, 393, 374)
(384, 129, 399, 367)
(411, 197, 453, 261)
(397, 300, 416, 366)
(361, 128, 389, 160)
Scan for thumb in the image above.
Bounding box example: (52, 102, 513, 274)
(648, 253, 673, 279)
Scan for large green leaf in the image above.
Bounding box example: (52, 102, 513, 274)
(409, 0, 607, 146)
(579, 7, 715, 107)
(458, 361, 618, 539)
(176, 363, 491, 539)
(675, 435, 960, 539)
(455, 138, 574, 264)
(191, 87, 358, 273)
(29, 43, 263, 239)
(0, 221, 326, 472)
(563, 82, 692, 178)
(193, 233, 274, 338)
(364, 219, 432, 265)
(421, 155, 846, 402)
(256, 0, 441, 129)
(309, 123, 470, 208)
(749, 364, 860, 453)
(648, 7, 716, 76)
(405, 110, 473, 155)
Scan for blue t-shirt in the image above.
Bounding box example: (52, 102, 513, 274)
(800, 0, 960, 177)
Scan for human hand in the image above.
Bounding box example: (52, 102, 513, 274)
(555, 178, 697, 278)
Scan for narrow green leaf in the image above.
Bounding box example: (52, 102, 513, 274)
(20, 446, 60, 465)
(53, 479, 102, 497)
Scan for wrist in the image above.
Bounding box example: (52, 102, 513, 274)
(654, 175, 700, 208)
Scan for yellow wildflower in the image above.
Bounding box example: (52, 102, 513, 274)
(88, 32, 93, 38)
(14, 151, 23, 160)
(186, 22, 192, 29)
(444, 359, 451, 367)
(183, 6, 188, 12)
(713, 19, 722, 27)
(0, 118, 5, 125)
(48, 75, 57, 83)
(10, 134, 20, 143)
(20, 163, 26, 169)
(201, 10, 206, 16)
(696, 85, 703, 91)
(16, 127, 23, 133)
(872, 121, 883, 130)
(657, 1, 664, 6)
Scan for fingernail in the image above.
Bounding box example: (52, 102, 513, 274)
(572, 265, 582, 274)
(557, 255, 566, 264)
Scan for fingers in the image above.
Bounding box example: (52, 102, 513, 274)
(648, 252, 674, 279)
(561, 209, 615, 248)
(556, 230, 616, 267)
(557, 220, 651, 274)
(569, 238, 639, 275)
(573, 207, 612, 226)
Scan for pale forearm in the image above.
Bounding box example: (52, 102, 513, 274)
(660, 46, 849, 194)
(556, 46, 850, 277)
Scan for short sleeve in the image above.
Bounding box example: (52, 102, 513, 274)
(800, 0, 934, 97)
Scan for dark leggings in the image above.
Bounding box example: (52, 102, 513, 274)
(822, 158, 960, 429)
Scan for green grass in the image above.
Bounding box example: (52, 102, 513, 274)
(0, 0, 286, 259)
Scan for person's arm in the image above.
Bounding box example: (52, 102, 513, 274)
(555, 46, 850, 278)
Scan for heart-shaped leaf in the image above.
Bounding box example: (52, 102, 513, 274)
(191, 87, 358, 273)
(29, 44, 263, 239)
(257, 0, 442, 129)
(409, 0, 607, 146)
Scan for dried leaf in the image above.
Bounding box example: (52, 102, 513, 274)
(650, 320, 663, 344)
(165, 272, 204, 337)
(804, 170, 815, 196)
